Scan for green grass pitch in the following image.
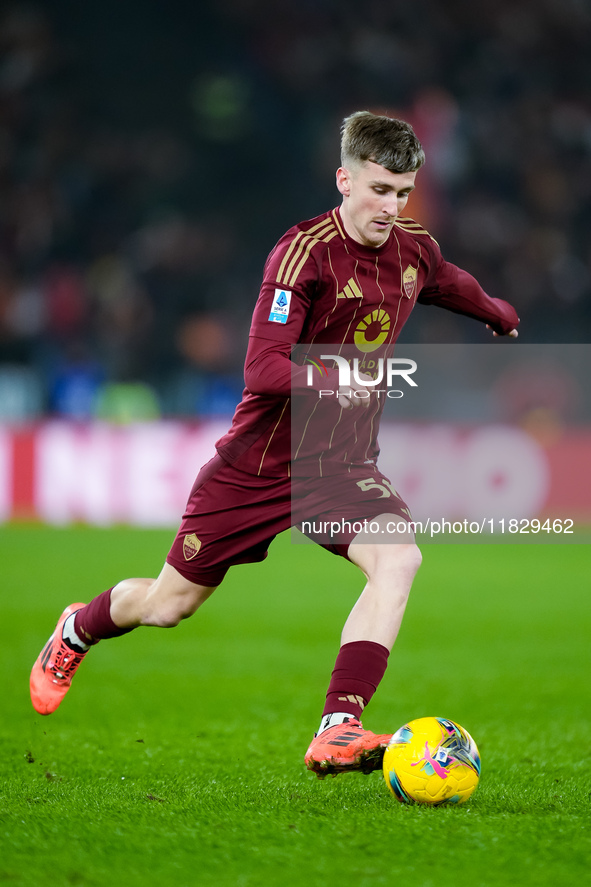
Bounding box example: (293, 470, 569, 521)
(0, 525, 589, 886)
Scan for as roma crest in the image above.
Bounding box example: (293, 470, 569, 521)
(183, 533, 202, 561)
(402, 264, 418, 299)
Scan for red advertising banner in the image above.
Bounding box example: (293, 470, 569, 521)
(0, 421, 590, 528)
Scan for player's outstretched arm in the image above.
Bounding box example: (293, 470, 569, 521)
(417, 250, 520, 337)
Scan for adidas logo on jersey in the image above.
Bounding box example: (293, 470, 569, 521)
(337, 278, 363, 300)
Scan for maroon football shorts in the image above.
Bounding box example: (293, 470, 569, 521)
(166, 454, 411, 587)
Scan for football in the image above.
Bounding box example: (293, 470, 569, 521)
(383, 716, 481, 805)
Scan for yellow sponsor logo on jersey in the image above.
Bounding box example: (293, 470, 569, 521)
(354, 309, 391, 353)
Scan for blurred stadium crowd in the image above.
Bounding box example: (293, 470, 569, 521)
(1, 0, 590, 421)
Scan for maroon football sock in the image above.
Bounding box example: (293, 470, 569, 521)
(321, 640, 389, 720)
(74, 588, 134, 643)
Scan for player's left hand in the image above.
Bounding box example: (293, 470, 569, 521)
(486, 325, 519, 338)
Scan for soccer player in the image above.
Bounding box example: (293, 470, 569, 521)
(30, 111, 519, 777)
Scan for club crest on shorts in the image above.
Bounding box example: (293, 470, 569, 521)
(402, 264, 418, 299)
(183, 533, 202, 561)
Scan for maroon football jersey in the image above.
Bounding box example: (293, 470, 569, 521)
(216, 207, 518, 476)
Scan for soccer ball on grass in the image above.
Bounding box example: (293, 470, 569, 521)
(382, 716, 481, 805)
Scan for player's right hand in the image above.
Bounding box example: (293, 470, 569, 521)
(486, 324, 519, 338)
(337, 372, 374, 410)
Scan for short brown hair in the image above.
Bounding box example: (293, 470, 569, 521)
(341, 110, 425, 173)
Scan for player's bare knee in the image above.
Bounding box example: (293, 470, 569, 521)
(143, 600, 193, 628)
(153, 612, 182, 628)
(354, 541, 422, 584)
(141, 580, 215, 628)
(400, 542, 422, 576)
(148, 604, 180, 628)
(381, 543, 421, 585)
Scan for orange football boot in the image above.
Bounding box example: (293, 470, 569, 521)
(30, 603, 89, 715)
(305, 718, 392, 778)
